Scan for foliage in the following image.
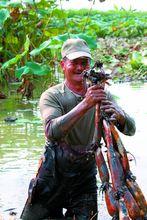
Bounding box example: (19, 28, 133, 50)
(93, 37, 147, 82)
(1, 35, 30, 69)
(15, 61, 50, 79)
(0, 0, 146, 97)
(67, 9, 147, 37)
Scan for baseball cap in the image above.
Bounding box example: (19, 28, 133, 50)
(61, 38, 92, 60)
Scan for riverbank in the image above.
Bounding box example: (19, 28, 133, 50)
(0, 82, 146, 220)
(1, 37, 146, 101)
(93, 37, 147, 83)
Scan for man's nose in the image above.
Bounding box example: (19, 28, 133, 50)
(76, 64, 84, 71)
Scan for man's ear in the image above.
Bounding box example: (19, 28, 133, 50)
(60, 60, 64, 70)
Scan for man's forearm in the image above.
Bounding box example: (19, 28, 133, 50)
(116, 112, 136, 136)
(45, 100, 92, 141)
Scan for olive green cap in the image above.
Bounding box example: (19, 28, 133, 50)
(61, 38, 92, 60)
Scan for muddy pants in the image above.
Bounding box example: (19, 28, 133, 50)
(21, 143, 98, 220)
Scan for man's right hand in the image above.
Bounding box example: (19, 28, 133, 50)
(84, 84, 106, 109)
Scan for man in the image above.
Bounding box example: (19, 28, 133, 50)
(21, 38, 135, 219)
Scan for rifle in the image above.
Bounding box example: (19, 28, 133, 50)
(83, 61, 147, 219)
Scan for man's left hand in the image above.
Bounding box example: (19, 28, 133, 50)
(100, 100, 126, 126)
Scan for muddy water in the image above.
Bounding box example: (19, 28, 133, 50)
(0, 82, 147, 219)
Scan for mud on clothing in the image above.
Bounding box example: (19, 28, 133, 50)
(39, 83, 136, 143)
(21, 142, 98, 220)
(21, 82, 136, 219)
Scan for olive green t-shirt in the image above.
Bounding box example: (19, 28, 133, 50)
(39, 83, 135, 146)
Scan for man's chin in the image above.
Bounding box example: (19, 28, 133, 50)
(75, 78, 84, 83)
(75, 74, 83, 79)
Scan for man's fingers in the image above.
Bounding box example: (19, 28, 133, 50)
(100, 104, 112, 110)
(109, 113, 117, 124)
(101, 100, 112, 105)
(92, 95, 107, 102)
(102, 107, 116, 114)
(91, 84, 104, 89)
(109, 118, 117, 124)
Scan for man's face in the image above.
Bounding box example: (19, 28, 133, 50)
(61, 57, 91, 85)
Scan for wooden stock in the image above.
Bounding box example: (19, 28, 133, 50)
(110, 123, 147, 217)
(118, 198, 130, 220)
(103, 120, 124, 190)
(123, 187, 141, 219)
(110, 124, 130, 174)
(126, 178, 147, 217)
(104, 186, 118, 217)
(102, 119, 141, 219)
(95, 147, 109, 183)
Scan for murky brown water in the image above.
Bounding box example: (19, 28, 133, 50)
(0, 82, 147, 219)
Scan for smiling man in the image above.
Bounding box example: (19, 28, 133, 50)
(60, 39, 92, 96)
(21, 38, 136, 220)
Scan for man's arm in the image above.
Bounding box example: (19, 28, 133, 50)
(100, 92, 136, 136)
(39, 84, 106, 141)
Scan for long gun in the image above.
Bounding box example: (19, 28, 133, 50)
(83, 61, 147, 219)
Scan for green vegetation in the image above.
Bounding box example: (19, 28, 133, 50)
(67, 9, 147, 38)
(0, 0, 146, 98)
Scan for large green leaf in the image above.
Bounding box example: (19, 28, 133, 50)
(22, 35, 30, 56)
(130, 51, 143, 69)
(47, 37, 63, 50)
(30, 39, 51, 56)
(0, 0, 34, 7)
(56, 33, 70, 42)
(1, 54, 22, 69)
(74, 34, 97, 49)
(0, 0, 22, 7)
(30, 35, 66, 56)
(15, 62, 50, 78)
(26, 62, 50, 75)
(0, 9, 10, 27)
(37, 8, 52, 18)
(1, 35, 30, 69)
(15, 66, 30, 78)
(57, 33, 97, 50)
(30, 33, 97, 57)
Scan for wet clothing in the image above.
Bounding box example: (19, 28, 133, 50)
(39, 83, 135, 142)
(21, 143, 98, 220)
(21, 193, 97, 220)
(21, 82, 136, 219)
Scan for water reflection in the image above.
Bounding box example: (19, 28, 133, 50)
(0, 97, 45, 218)
(0, 82, 147, 219)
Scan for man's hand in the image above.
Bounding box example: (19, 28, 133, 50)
(84, 84, 106, 108)
(100, 100, 126, 126)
